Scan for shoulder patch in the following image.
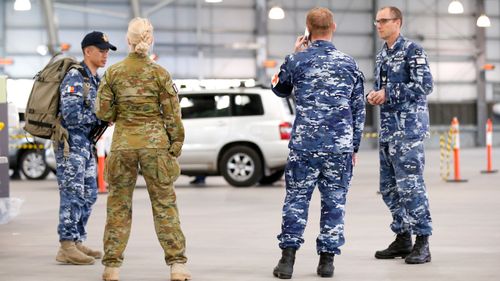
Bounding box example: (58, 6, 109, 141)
(65, 85, 75, 93)
(415, 49, 423, 56)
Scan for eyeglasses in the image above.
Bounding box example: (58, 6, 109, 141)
(373, 18, 398, 26)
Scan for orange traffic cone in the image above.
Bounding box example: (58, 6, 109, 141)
(447, 117, 468, 182)
(481, 118, 498, 174)
(97, 138, 107, 193)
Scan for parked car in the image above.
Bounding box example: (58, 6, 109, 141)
(8, 103, 52, 180)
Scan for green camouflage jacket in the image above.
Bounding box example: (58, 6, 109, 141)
(96, 53, 184, 156)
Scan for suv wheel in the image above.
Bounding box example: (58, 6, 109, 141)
(220, 145, 262, 187)
(19, 150, 50, 180)
(259, 169, 285, 185)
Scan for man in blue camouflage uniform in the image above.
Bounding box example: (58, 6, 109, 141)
(271, 7, 365, 279)
(367, 6, 433, 264)
(55, 31, 116, 265)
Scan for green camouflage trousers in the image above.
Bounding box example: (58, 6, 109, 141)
(102, 148, 187, 267)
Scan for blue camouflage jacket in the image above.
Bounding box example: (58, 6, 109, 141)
(374, 35, 433, 142)
(272, 40, 365, 153)
(59, 62, 100, 136)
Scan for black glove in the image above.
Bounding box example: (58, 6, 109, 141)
(88, 121, 110, 145)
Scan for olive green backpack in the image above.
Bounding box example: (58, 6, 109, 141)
(24, 53, 90, 140)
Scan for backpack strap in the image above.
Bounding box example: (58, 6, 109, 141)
(52, 116, 70, 157)
(53, 63, 90, 157)
(68, 64, 91, 108)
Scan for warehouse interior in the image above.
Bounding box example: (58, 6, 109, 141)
(0, 1, 499, 281)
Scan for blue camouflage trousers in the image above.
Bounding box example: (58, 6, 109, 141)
(56, 135, 97, 242)
(278, 149, 353, 255)
(379, 139, 432, 236)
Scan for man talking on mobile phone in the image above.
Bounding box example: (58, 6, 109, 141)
(271, 7, 365, 279)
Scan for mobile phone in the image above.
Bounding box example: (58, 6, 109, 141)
(304, 27, 310, 41)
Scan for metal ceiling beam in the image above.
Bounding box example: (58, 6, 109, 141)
(475, 0, 487, 146)
(8, 49, 255, 58)
(143, 0, 176, 17)
(196, 0, 203, 80)
(255, 0, 267, 86)
(55, 1, 253, 10)
(0, 1, 5, 59)
(130, 0, 141, 17)
(6, 25, 372, 37)
(41, 0, 59, 56)
(53, 3, 128, 19)
(7, 25, 254, 34)
(0, 2, 7, 75)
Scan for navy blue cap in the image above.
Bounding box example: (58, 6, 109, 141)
(81, 31, 117, 51)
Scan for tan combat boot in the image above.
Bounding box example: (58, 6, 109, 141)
(56, 241, 95, 265)
(102, 267, 119, 281)
(170, 263, 192, 281)
(76, 242, 103, 259)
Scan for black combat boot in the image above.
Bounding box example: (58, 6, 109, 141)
(316, 252, 335, 277)
(405, 235, 431, 264)
(273, 248, 296, 279)
(375, 232, 412, 259)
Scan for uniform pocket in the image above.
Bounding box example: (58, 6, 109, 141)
(341, 153, 353, 187)
(104, 151, 137, 186)
(157, 149, 180, 184)
(327, 153, 353, 188)
(104, 152, 116, 184)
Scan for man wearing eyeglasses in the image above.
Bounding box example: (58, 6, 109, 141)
(367, 6, 433, 265)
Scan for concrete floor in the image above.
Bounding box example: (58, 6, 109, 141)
(0, 148, 499, 281)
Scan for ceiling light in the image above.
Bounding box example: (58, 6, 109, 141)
(14, 0, 31, 11)
(36, 45, 48, 56)
(448, 1, 464, 14)
(476, 14, 491, 27)
(268, 6, 285, 20)
(205, 0, 223, 3)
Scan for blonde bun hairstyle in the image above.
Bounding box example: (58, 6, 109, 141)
(127, 17, 154, 56)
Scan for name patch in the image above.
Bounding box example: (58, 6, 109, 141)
(416, 58, 426, 65)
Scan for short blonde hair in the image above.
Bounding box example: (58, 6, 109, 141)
(306, 7, 334, 37)
(127, 17, 154, 56)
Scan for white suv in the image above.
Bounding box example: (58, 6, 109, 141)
(179, 87, 294, 187)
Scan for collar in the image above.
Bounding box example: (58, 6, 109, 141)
(310, 40, 336, 49)
(80, 61, 100, 84)
(127, 52, 149, 60)
(384, 35, 405, 52)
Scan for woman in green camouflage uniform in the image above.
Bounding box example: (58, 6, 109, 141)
(96, 17, 191, 281)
